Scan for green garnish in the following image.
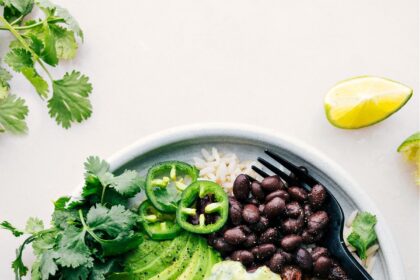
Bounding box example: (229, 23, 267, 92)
(0, 0, 92, 134)
(347, 211, 378, 259)
(1, 157, 144, 280)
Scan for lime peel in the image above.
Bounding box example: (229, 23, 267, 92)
(325, 76, 413, 129)
(398, 132, 420, 185)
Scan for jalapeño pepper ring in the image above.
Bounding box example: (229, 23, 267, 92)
(139, 200, 182, 240)
(145, 161, 198, 213)
(176, 180, 228, 234)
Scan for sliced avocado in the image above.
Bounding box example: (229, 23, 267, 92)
(124, 238, 172, 272)
(109, 234, 188, 280)
(131, 233, 188, 278)
(203, 246, 222, 279)
(149, 235, 198, 280)
(177, 237, 204, 280)
(191, 238, 208, 280)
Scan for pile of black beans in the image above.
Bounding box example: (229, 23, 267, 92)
(207, 174, 349, 280)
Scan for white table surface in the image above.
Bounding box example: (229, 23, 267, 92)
(0, 0, 418, 279)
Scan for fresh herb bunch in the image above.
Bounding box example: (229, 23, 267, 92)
(0, 0, 92, 133)
(1, 156, 144, 280)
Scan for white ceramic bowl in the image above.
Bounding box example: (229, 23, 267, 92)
(102, 123, 404, 279)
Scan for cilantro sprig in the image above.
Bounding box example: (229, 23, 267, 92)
(1, 157, 144, 280)
(347, 211, 378, 260)
(0, 0, 92, 133)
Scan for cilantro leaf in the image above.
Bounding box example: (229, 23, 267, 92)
(25, 217, 44, 234)
(55, 225, 93, 268)
(0, 94, 29, 133)
(4, 48, 33, 72)
(84, 156, 110, 178)
(50, 24, 78, 60)
(84, 156, 142, 198)
(48, 70, 92, 128)
(86, 204, 137, 237)
(0, 65, 12, 99)
(97, 231, 143, 257)
(0, 220, 24, 236)
(4, 0, 34, 14)
(35, 0, 83, 39)
(154, 186, 181, 209)
(39, 22, 58, 66)
(12, 235, 35, 278)
(347, 211, 378, 259)
(110, 170, 144, 197)
(21, 67, 49, 98)
(60, 266, 90, 280)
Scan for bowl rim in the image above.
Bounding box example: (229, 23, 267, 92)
(102, 122, 405, 279)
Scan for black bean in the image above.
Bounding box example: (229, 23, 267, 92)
(295, 248, 312, 272)
(246, 197, 260, 205)
(285, 201, 303, 218)
(261, 175, 284, 192)
(251, 181, 266, 201)
(224, 226, 247, 245)
(281, 216, 304, 234)
(247, 263, 259, 273)
(231, 250, 254, 266)
(303, 203, 313, 220)
(249, 216, 269, 233)
(268, 253, 286, 273)
(233, 174, 251, 201)
(213, 238, 234, 254)
(328, 261, 349, 280)
(251, 244, 276, 260)
(280, 234, 302, 252)
(309, 184, 327, 209)
(242, 204, 260, 224)
(307, 211, 329, 234)
(265, 190, 290, 203)
(229, 202, 243, 226)
(288, 186, 308, 202)
(258, 204, 265, 214)
(243, 233, 258, 248)
(302, 230, 324, 244)
(239, 225, 252, 234)
(259, 227, 279, 244)
(311, 247, 329, 261)
(264, 197, 286, 219)
(278, 250, 294, 264)
(207, 233, 218, 246)
(314, 256, 332, 277)
(281, 265, 302, 280)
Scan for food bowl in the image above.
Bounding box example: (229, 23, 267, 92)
(98, 123, 404, 279)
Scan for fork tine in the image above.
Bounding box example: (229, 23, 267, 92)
(251, 165, 269, 178)
(265, 150, 317, 185)
(257, 157, 295, 185)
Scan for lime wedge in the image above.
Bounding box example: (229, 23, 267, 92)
(398, 132, 420, 185)
(325, 76, 413, 129)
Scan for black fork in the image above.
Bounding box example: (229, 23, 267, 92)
(252, 149, 373, 280)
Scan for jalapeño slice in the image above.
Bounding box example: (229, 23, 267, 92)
(139, 200, 182, 240)
(176, 180, 228, 234)
(145, 161, 198, 213)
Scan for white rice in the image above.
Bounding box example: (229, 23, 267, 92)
(194, 147, 258, 193)
(193, 147, 379, 275)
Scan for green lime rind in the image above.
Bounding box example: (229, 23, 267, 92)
(324, 76, 413, 129)
(397, 132, 420, 152)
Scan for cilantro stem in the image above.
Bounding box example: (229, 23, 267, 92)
(78, 209, 102, 244)
(0, 16, 53, 81)
(0, 17, 64, 31)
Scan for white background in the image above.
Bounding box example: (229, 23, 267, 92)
(0, 0, 418, 279)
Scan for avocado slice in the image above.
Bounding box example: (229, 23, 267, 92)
(203, 247, 222, 279)
(149, 235, 198, 280)
(192, 238, 208, 280)
(176, 237, 207, 280)
(124, 238, 172, 272)
(109, 234, 188, 280)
